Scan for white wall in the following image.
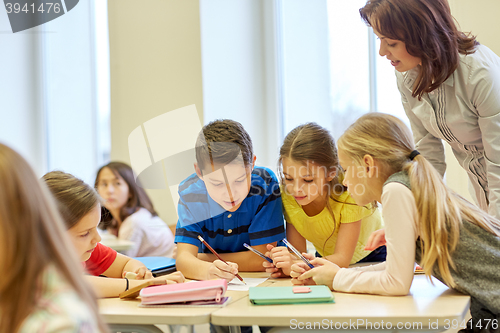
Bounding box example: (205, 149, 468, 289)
(108, 0, 203, 225)
(449, 0, 500, 56)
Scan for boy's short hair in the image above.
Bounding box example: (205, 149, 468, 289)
(195, 119, 253, 173)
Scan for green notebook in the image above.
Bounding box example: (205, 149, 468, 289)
(249, 286, 335, 305)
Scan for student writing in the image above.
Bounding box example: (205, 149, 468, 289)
(263, 123, 384, 278)
(0, 143, 108, 333)
(43, 171, 184, 298)
(175, 119, 286, 282)
(291, 113, 500, 331)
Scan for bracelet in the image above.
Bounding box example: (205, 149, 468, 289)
(124, 277, 129, 291)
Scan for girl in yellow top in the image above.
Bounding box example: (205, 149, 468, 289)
(264, 123, 384, 277)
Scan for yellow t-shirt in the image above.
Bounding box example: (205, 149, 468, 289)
(282, 189, 384, 264)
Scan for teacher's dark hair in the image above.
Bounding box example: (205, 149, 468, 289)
(360, 0, 479, 99)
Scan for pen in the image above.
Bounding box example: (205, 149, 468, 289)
(243, 243, 273, 263)
(197, 235, 246, 284)
(282, 239, 314, 269)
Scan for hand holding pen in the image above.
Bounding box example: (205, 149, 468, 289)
(282, 239, 314, 269)
(198, 235, 246, 284)
(290, 257, 340, 289)
(243, 243, 273, 263)
(262, 244, 294, 278)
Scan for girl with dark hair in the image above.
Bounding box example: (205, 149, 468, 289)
(263, 123, 384, 278)
(95, 162, 174, 257)
(0, 144, 108, 333)
(359, 0, 500, 221)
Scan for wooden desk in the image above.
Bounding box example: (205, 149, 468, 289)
(211, 275, 470, 332)
(98, 276, 257, 326)
(99, 272, 470, 332)
(99, 297, 215, 326)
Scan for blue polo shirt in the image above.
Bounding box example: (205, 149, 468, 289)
(174, 166, 285, 253)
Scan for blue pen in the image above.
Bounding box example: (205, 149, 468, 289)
(282, 239, 314, 269)
(243, 243, 273, 263)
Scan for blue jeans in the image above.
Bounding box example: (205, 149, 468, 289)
(315, 245, 387, 263)
(357, 245, 387, 263)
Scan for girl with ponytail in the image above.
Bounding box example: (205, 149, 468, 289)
(291, 113, 500, 330)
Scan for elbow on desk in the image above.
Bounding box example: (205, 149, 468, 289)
(379, 272, 412, 296)
(382, 279, 412, 296)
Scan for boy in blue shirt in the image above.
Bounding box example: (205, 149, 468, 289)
(175, 119, 285, 281)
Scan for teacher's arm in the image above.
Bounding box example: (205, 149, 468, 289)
(470, 62, 500, 220)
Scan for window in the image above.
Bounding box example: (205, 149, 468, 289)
(0, 0, 110, 182)
(199, 0, 407, 170)
(279, 0, 407, 141)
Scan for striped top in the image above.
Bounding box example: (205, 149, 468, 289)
(175, 166, 285, 253)
(397, 44, 500, 220)
(19, 265, 102, 333)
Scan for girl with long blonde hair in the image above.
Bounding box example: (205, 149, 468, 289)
(290, 113, 500, 329)
(0, 143, 109, 333)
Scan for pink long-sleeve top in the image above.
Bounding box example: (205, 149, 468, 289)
(332, 182, 419, 295)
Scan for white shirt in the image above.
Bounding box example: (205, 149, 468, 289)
(396, 44, 500, 220)
(333, 183, 418, 295)
(119, 208, 175, 257)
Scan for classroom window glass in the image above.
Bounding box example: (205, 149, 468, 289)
(280, 0, 407, 140)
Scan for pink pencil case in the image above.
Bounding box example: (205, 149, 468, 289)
(140, 279, 227, 305)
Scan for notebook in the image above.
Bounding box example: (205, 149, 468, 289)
(140, 279, 227, 305)
(249, 286, 334, 305)
(139, 296, 232, 308)
(134, 257, 176, 277)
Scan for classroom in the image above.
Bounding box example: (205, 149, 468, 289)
(1, 1, 500, 333)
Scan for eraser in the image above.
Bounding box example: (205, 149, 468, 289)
(292, 286, 311, 294)
(125, 272, 138, 280)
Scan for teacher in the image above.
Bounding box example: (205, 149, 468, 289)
(360, 0, 500, 219)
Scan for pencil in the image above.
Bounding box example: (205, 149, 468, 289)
(243, 243, 273, 263)
(282, 239, 314, 269)
(197, 235, 246, 284)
